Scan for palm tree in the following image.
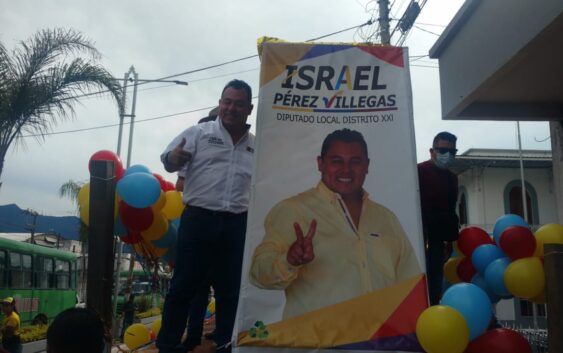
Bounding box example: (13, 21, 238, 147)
(59, 179, 89, 303)
(58, 179, 88, 241)
(0, 28, 123, 184)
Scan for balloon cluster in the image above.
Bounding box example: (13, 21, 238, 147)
(416, 213, 563, 353)
(78, 150, 184, 265)
(123, 319, 161, 349)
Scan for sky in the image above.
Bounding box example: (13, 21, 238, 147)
(0, 0, 552, 217)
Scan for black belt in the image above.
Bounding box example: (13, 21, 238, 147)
(185, 205, 247, 218)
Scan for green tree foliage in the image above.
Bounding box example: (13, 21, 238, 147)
(0, 28, 123, 184)
(58, 179, 88, 242)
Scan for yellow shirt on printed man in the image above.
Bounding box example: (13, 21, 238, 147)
(250, 182, 421, 319)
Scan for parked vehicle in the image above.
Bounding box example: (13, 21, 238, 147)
(0, 237, 77, 325)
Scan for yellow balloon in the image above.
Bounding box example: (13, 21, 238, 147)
(114, 193, 121, 219)
(79, 202, 89, 226)
(141, 212, 169, 241)
(453, 241, 462, 257)
(534, 223, 563, 257)
(161, 191, 184, 220)
(151, 191, 166, 212)
(124, 323, 150, 350)
(207, 297, 215, 314)
(443, 257, 462, 284)
(416, 305, 469, 353)
(77, 183, 90, 209)
(150, 318, 162, 338)
(504, 257, 545, 299)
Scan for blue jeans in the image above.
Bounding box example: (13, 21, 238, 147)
(157, 206, 247, 353)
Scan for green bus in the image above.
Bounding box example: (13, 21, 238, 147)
(0, 237, 77, 325)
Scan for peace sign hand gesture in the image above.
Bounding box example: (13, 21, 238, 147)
(287, 219, 317, 266)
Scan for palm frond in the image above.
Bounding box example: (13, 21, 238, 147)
(13, 28, 99, 81)
(59, 179, 84, 205)
(0, 28, 123, 181)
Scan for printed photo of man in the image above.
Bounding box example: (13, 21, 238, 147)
(249, 128, 421, 319)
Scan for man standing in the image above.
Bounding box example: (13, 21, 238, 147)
(250, 129, 420, 319)
(157, 79, 254, 353)
(417, 131, 459, 305)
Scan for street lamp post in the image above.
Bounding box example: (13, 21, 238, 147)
(111, 66, 187, 335)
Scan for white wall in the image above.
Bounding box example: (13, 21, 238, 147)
(458, 166, 557, 232)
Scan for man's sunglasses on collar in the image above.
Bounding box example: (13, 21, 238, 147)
(433, 147, 458, 155)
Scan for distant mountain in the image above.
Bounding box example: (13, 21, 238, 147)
(0, 204, 80, 240)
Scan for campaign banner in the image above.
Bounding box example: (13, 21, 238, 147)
(234, 41, 427, 353)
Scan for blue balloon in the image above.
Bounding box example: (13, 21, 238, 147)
(152, 222, 178, 248)
(471, 274, 501, 304)
(170, 218, 181, 230)
(441, 283, 493, 340)
(492, 214, 528, 244)
(116, 172, 161, 208)
(124, 164, 152, 177)
(472, 244, 505, 274)
(484, 257, 512, 297)
(161, 243, 177, 263)
(122, 244, 133, 254)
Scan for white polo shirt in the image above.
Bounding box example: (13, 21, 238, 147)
(161, 118, 254, 213)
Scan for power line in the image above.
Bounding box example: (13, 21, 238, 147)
(18, 21, 437, 139)
(21, 55, 438, 139)
(415, 21, 447, 28)
(56, 20, 375, 103)
(413, 24, 441, 36)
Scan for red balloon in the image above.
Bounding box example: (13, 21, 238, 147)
(120, 232, 142, 244)
(89, 150, 125, 180)
(153, 173, 167, 190)
(119, 201, 154, 232)
(458, 227, 494, 257)
(164, 181, 176, 191)
(465, 328, 532, 353)
(456, 256, 477, 282)
(499, 226, 536, 260)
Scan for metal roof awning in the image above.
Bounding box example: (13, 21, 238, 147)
(429, 0, 563, 121)
(449, 148, 552, 174)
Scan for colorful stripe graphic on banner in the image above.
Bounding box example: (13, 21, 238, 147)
(238, 275, 427, 350)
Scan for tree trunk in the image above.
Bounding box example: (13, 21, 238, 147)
(0, 144, 8, 188)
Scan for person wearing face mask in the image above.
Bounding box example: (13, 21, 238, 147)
(417, 131, 460, 305)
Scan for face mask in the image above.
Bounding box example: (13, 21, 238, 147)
(435, 152, 454, 169)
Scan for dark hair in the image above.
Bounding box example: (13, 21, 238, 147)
(432, 131, 457, 146)
(221, 79, 252, 104)
(47, 308, 107, 353)
(320, 129, 368, 159)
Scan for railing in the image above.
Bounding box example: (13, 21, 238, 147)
(506, 327, 548, 353)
